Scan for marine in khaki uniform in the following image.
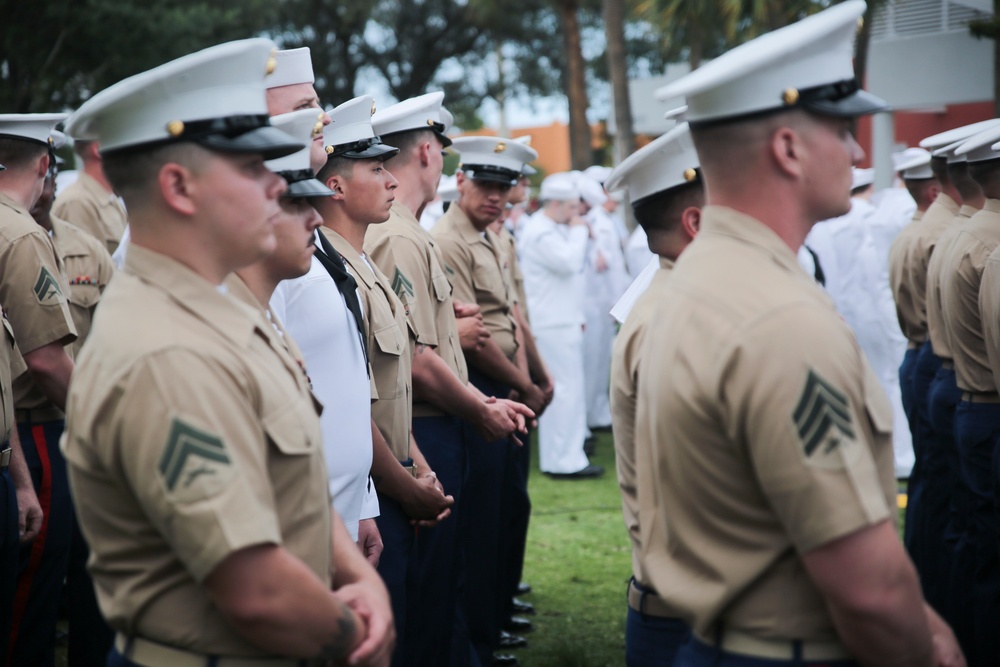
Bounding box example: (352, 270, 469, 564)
(605, 121, 702, 667)
(315, 95, 453, 667)
(51, 139, 128, 255)
(365, 93, 531, 667)
(0, 113, 80, 667)
(431, 135, 542, 666)
(30, 130, 118, 665)
(904, 123, 999, 648)
(61, 39, 393, 666)
(939, 125, 1000, 666)
(641, 3, 963, 666)
(0, 305, 43, 663)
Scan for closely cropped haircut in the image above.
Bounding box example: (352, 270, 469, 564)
(969, 160, 1000, 194)
(102, 142, 210, 206)
(379, 129, 436, 167)
(632, 180, 704, 238)
(904, 178, 938, 206)
(947, 161, 981, 202)
(316, 155, 356, 185)
(0, 138, 48, 171)
(930, 156, 950, 185)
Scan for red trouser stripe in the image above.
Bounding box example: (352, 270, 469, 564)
(7, 424, 52, 663)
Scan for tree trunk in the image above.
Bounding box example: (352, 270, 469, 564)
(603, 0, 634, 166)
(689, 22, 704, 70)
(558, 0, 591, 170)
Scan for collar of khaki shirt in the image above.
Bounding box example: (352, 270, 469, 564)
(0, 191, 28, 217)
(124, 244, 263, 350)
(320, 227, 378, 291)
(78, 171, 125, 211)
(448, 204, 498, 250)
(51, 216, 94, 259)
(699, 205, 806, 278)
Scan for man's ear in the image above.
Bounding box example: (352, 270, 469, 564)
(325, 171, 348, 201)
(680, 206, 701, 240)
(418, 140, 432, 168)
(158, 162, 197, 216)
(770, 126, 803, 180)
(35, 153, 50, 179)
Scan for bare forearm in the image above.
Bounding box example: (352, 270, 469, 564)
(369, 420, 414, 501)
(514, 305, 549, 383)
(207, 545, 364, 660)
(23, 344, 73, 411)
(411, 347, 489, 422)
(465, 339, 532, 394)
(7, 429, 31, 491)
(332, 512, 388, 592)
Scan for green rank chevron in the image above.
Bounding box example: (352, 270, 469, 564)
(33, 267, 63, 304)
(792, 369, 855, 457)
(159, 418, 230, 492)
(392, 267, 414, 301)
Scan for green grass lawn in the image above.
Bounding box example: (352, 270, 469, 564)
(516, 431, 631, 667)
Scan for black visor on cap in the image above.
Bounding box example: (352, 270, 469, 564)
(463, 163, 519, 185)
(281, 173, 335, 198)
(798, 80, 888, 118)
(195, 124, 305, 160)
(327, 136, 400, 160)
(428, 121, 453, 148)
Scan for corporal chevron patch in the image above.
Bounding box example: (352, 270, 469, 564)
(792, 369, 857, 468)
(33, 267, 64, 305)
(158, 418, 234, 501)
(391, 267, 415, 302)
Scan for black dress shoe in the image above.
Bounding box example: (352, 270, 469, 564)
(583, 435, 597, 456)
(505, 616, 533, 633)
(517, 582, 532, 595)
(493, 653, 520, 666)
(545, 464, 605, 479)
(511, 597, 535, 615)
(498, 630, 528, 649)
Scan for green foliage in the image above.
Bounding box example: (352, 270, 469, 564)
(1, 0, 275, 112)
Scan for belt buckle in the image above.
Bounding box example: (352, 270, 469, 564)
(0, 447, 10, 469)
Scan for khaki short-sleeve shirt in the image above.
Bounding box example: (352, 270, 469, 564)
(925, 220, 965, 359)
(365, 203, 468, 417)
(432, 205, 518, 359)
(636, 207, 895, 643)
(62, 245, 330, 658)
(888, 210, 924, 344)
(497, 226, 528, 315)
(611, 257, 683, 606)
(943, 201, 999, 393)
(0, 193, 77, 412)
(899, 194, 961, 346)
(977, 205, 1000, 392)
(51, 216, 115, 359)
(52, 172, 128, 255)
(0, 308, 23, 443)
(326, 228, 413, 461)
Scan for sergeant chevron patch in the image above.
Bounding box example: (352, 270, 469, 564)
(158, 418, 234, 501)
(391, 267, 414, 301)
(793, 369, 856, 466)
(33, 267, 64, 305)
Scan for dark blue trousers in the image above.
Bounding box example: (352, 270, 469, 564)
(407, 415, 467, 667)
(922, 365, 962, 616)
(625, 581, 690, 667)
(900, 346, 919, 424)
(457, 369, 513, 667)
(375, 489, 416, 667)
(903, 344, 939, 560)
(675, 638, 858, 667)
(68, 504, 114, 667)
(10, 419, 71, 667)
(496, 426, 530, 632)
(0, 467, 19, 665)
(954, 400, 1000, 667)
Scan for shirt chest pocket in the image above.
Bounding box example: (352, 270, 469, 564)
(432, 272, 452, 303)
(372, 322, 406, 400)
(68, 283, 101, 310)
(263, 399, 319, 457)
(472, 259, 505, 304)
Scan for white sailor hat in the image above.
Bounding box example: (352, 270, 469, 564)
(891, 146, 925, 172)
(895, 149, 934, 180)
(513, 136, 536, 175)
(266, 109, 333, 197)
(0, 114, 68, 146)
(664, 105, 688, 122)
(605, 122, 701, 206)
(956, 122, 1000, 164)
(65, 39, 302, 160)
(920, 120, 1000, 155)
(323, 96, 398, 161)
(371, 91, 454, 147)
(584, 165, 612, 185)
(452, 136, 538, 185)
(539, 172, 580, 202)
(266, 47, 315, 89)
(576, 173, 608, 207)
(851, 167, 874, 190)
(655, 1, 885, 127)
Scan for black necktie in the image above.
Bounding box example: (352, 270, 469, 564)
(313, 231, 370, 372)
